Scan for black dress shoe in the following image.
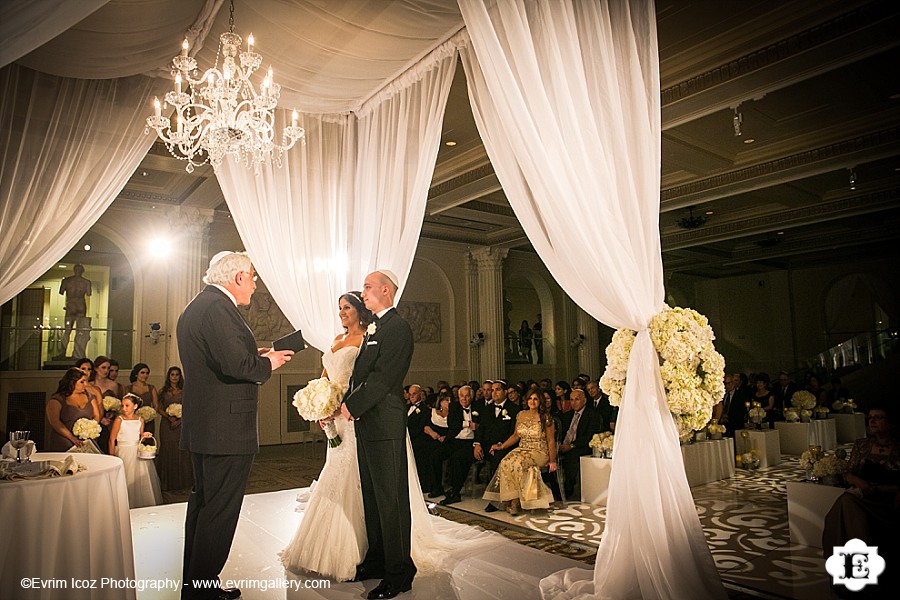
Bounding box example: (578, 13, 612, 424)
(426, 490, 445, 499)
(367, 581, 412, 599)
(439, 492, 461, 505)
(352, 565, 385, 582)
(484, 502, 499, 513)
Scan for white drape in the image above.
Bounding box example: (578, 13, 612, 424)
(0, 64, 168, 305)
(0, 0, 109, 68)
(457, 1, 725, 598)
(214, 44, 457, 351)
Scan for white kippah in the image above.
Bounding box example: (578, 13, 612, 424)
(377, 268, 399, 288)
(209, 251, 234, 268)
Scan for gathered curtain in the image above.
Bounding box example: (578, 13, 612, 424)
(457, 0, 725, 598)
(0, 63, 168, 306)
(214, 44, 457, 351)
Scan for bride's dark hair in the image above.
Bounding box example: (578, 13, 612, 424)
(340, 291, 374, 331)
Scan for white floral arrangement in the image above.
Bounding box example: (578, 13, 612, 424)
(600, 305, 725, 439)
(800, 448, 824, 470)
(832, 399, 857, 413)
(812, 454, 849, 478)
(748, 406, 766, 420)
(814, 405, 830, 418)
(102, 396, 122, 413)
(166, 403, 183, 418)
(783, 408, 799, 422)
(737, 451, 760, 469)
(589, 432, 614, 456)
(136, 406, 157, 423)
(791, 391, 817, 411)
(707, 419, 725, 435)
(293, 377, 345, 447)
(72, 418, 101, 440)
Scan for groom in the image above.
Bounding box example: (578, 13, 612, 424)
(342, 269, 416, 599)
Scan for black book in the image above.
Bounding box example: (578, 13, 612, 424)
(273, 329, 306, 353)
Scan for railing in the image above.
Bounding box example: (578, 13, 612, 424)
(799, 328, 899, 376)
(0, 325, 135, 371)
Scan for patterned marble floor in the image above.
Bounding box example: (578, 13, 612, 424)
(434, 451, 846, 600)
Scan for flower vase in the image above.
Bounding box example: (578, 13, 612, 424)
(710, 431, 723, 440)
(592, 447, 602, 458)
(800, 414, 810, 423)
(821, 475, 842, 487)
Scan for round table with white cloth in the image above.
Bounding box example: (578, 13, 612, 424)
(0, 452, 136, 600)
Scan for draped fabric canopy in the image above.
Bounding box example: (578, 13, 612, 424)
(458, 1, 725, 598)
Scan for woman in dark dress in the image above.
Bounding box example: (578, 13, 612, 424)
(156, 366, 192, 491)
(45, 368, 100, 451)
(126, 362, 159, 436)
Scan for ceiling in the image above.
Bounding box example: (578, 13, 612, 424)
(114, 0, 900, 279)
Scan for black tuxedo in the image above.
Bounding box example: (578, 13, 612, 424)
(344, 308, 416, 588)
(723, 387, 752, 436)
(427, 402, 473, 496)
(556, 405, 602, 497)
(772, 382, 800, 413)
(475, 399, 520, 471)
(176, 285, 273, 592)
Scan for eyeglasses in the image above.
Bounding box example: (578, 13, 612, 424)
(240, 271, 258, 283)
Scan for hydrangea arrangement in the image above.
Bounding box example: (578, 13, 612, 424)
(812, 454, 849, 478)
(783, 408, 800, 422)
(791, 391, 817, 411)
(589, 432, 614, 457)
(800, 447, 824, 470)
(599, 305, 725, 439)
(293, 377, 345, 447)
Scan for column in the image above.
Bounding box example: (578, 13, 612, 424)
(465, 253, 480, 381)
(469, 247, 508, 380)
(165, 207, 214, 366)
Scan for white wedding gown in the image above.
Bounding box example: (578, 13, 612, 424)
(281, 345, 495, 582)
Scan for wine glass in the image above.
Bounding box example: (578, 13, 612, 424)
(9, 431, 30, 464)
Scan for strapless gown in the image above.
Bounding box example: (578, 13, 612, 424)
(281, 345, 496, 581)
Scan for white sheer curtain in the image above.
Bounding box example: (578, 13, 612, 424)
(0, 0, 109, 68)
(214, 44, 457, 351)
(0, 64, 168, 306)
(457, 1, 725, 598)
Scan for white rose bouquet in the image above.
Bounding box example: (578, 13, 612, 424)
(600, 305, 724, 440)
(293, 377, 345, 447)
(589, 432, 614, 457)
(70, 418, 102, 454)
(166, 403, 183, 418)
(136, 406, 157, 423)
(102, 396, 122, 413)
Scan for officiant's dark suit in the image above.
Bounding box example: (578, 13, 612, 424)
(344, 274, 416, 599)
(176, 254, 291, 600)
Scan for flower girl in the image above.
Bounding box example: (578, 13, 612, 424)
(109, 393, 162, 508)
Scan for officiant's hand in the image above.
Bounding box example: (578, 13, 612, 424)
(263, 349, 293, 370)
(340, 402, 353, 421)
(257, 347, 271, 355)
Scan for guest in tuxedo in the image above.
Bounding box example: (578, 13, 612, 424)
(406, 384, 431, 491)
(555, 389, 602, 500)
(434, 385, 479, 505)
(342, 270, 416, 599)
(474, 379, 520, 512)
(177, 251, 293, 600)
(585, 380, 613, 432)
(771, 371, 799, 421)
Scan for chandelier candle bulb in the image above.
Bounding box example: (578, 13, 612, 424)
(175, 72, 181, 94)
(154, 97, 161, 118)
(181, 39, 188, 57)
(292, 110, 298, 128)
(248, 33, 254, 51)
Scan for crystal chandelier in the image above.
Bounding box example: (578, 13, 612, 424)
(145, 0, 304, 173)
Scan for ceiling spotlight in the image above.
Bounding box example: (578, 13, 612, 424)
(83, 244, 91, 251)
(743, 138, 755, 144)
(676, 206, 708, 229)
(705, 210, 714, 215)
(445, 140, 457, 147)
(848, 168, 857, 190)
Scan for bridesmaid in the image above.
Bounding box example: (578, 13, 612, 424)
(157, 366, 193, 491)
(93, 355, 124, 454)
(126, 363, 159, 436)
(45, 368, 100, 451)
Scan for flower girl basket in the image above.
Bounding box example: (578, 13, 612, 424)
(138, 435, 158, 459)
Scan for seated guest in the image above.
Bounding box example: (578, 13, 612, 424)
(46, 367, 100, 451)
(554, 380, 573, 415)
(420, 393, 456, 494)
(805, 373, 827, 406)
(475, 380, 520, 512)
(823, 402, 899, 596)
(407, 384, 430, 490)
(751, 373, 777, 424)
(433, 385, 479, 504)
(483, 389, 557, 514)
(554, 389, 602, 500)
(506, 383, 522, 408)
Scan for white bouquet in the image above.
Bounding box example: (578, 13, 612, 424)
(166, 403, 183, 418)
(136, 406, 157, 423)
(72, 418, 101, 440)
(812, 454, 849, 478)
(102, 396, 122, 413)
(791, 391, 817, 411)
(589, 432, 614, 457)
(293, 377, 344, 447)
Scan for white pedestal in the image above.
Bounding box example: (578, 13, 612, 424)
(734, 429, 781, 468)
(776, 419, 837, 454)
(786, 481, 846, 548)
(833, 413, 866, 443)
(680, 438, 735, 486)
(580, 456, 612, 506)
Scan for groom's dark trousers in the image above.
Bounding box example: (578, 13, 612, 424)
(345, 308, 416, 589)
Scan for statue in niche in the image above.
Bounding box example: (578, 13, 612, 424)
(239, 291, 293, 343)
(55, 264, 92, 359)
(397, 301, 441, 343)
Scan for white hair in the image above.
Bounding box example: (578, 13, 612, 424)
(203, 252, 251, 286)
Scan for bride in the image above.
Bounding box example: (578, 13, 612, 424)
(281, 291, 494, 581)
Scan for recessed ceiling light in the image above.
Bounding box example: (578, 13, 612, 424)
(141, 171, 148, 177)
(83, 244, 91, 251)
(445, 140, 457, 147)
(705, 211, 713, 215)
(58, 264, 66, 269)
(777, 231, 784, 235)
(743, 138, 755, 144)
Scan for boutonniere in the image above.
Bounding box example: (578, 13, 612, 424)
(501, 409, 508, 417)
(471, 411, 479, 418)
(414, 406, 421, 414)
(367, 322, 377, 335)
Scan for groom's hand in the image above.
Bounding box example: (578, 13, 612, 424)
(340, 402, 353, 421)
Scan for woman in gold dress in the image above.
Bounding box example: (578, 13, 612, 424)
(483, 390, 557, 514)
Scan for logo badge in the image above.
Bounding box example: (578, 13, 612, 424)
(825, 538, 885, 592)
